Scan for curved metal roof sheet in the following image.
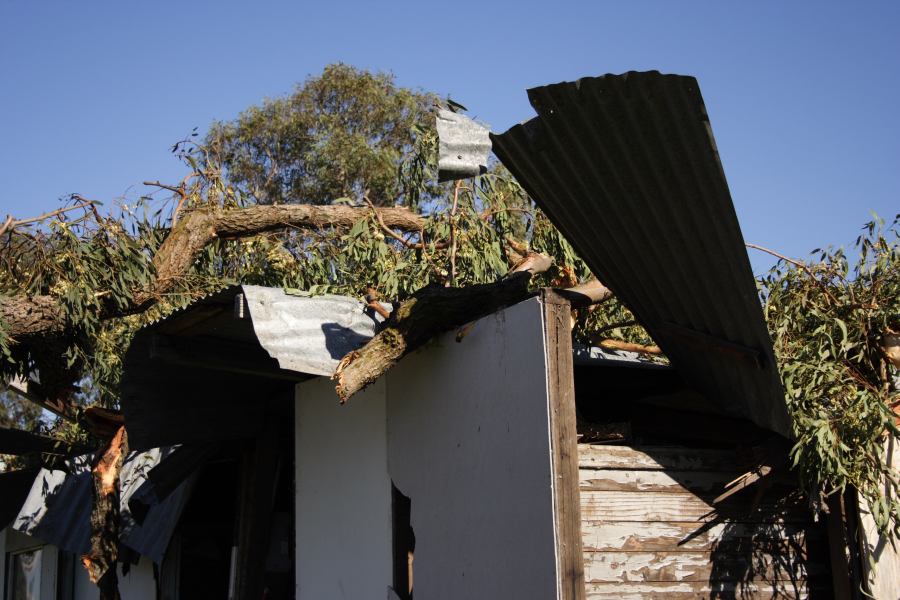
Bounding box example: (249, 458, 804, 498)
(492, 71, 791, 436)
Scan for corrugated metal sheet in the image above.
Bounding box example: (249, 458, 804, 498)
(491, 71, 791, 436)
(121, 286, 384, 450)
(436, 109, 492, 181)
(12, 448, 193, 563)
(241, 286, 383, 377)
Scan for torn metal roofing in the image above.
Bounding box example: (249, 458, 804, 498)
(240, 286, 383, 377)
(121, 286, 383, 450)
(492, 71, 791, 437)
(436, 109, 492, 182)
(12, 448, 193, 563)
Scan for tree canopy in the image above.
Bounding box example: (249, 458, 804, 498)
(206, 63, 437, 206)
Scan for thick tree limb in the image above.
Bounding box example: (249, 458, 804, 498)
(332, 256, 615, 402)
(333, 272, 538, 402)
(0, 205, 427, 339)
(0, 295, 67, 341)
(136, 204, 426, 307)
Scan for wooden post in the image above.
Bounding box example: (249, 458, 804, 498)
(232, 419, 281, 600)
(541, 289, 586, 600)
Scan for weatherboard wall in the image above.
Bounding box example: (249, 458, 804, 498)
(578, 444, 831, 599)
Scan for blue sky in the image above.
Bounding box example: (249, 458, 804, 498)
(1, 1, 897, 274)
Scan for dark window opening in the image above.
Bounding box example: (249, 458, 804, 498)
(391, 483, 414, 600)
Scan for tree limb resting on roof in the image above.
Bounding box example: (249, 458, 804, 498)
(332, 255, 613, 402)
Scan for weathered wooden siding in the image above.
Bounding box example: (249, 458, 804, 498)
(579, 444, 831, 599)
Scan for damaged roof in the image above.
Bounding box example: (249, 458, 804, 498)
(121, 286, 384, 450)
(492, 71, 791, 437)
(12, 447, 193, 564)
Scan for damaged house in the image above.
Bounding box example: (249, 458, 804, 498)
(2, 72, 896, 599)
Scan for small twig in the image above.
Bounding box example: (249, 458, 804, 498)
(366, 196, 448, 251)
(746, 243, 842, 306)
(0, 215, 14, 238)
(591, 320, 638, 337)
(145, 176, 195, 225)
(143, 180, 183, 195)
(448, 180, 462, 287)
(479, 206, 534, 221)
(5, 201, 98, 230)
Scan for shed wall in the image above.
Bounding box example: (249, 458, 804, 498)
(860, 438, 900, 598)
(294, 377, 392, 599)
(578, 444, 831, 599)
(293, 297, 562, 599)
(386, 297, 559, 599)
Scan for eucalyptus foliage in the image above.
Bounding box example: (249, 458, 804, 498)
(207, 63, 436, 206)
(759, 215, 900, 536)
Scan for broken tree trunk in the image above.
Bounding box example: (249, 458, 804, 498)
(82, 425, 128, 600)
(333, 264, 612, 402)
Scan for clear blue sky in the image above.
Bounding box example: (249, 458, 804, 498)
(1, 1, 897, 273)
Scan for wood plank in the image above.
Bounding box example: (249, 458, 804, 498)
(580, 491, 811, 523)
(581, 521, 817, 552)
(542, 290, 586, 600)
(580, 468, 741, 494)
(584, 581, 818, 599)
(578, 445, 744, 472)
(583, 550, 824, 583)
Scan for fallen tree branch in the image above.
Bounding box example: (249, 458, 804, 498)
(596, 339, 663, 355)
(332, 255, 614, 402)
(0, 205, 427, 342)
(333, 272, 538, 402)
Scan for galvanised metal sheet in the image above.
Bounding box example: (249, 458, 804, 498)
(491, 71, 791, 436)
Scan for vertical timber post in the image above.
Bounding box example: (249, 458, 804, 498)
(233, 417, 280, 600)
(541, 289, 586, 600)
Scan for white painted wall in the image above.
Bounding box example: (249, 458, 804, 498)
(386, 297, 558, 599)
(295, 377, 392, 599)
(117, 558, 156, 600)
(293, 297, 560, 600)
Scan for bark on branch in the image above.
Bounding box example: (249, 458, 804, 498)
(333, 272, 537, 402)
(0, 205, 427, 341)
(136, 204, 427, 307)
(332, 262, 613, 402)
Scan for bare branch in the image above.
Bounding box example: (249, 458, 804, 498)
(746, 242, 841, 305)
(596, 339, 663, 355)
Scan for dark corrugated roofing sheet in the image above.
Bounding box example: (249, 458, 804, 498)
(12, 448, 194, 563)
(491, 71, 791, 436)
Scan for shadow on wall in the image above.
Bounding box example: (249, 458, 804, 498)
(702, 490, 818, 599)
